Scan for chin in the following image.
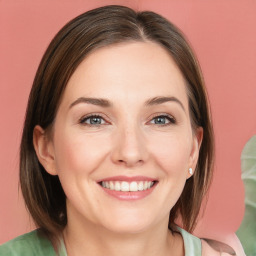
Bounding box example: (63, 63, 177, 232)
(97, 209, 160, 235)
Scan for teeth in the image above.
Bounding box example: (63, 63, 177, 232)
(121, 181, 129, 191)
(109, 181, 114, 190)
(101, 181, 155, 192)
(115, 181, 121, 191)
(130, 181, 138, 192)
(138, 181, 144, 191)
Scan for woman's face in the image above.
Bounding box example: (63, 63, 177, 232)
(35, 41, 201, 234)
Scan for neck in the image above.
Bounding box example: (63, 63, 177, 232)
(63, 212, 184, 256)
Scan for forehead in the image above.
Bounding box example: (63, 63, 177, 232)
(62, 41, 188, 108)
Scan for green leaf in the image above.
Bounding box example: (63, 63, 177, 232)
(236, 135, 256, 256)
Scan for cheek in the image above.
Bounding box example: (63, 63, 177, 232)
(145, 133, 192, 219)
(53, 129, 110, 177)
(52, 129, 111, 218)
(148, 132, 192, 175)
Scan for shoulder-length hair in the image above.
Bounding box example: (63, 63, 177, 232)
(20, 4, 214, 245)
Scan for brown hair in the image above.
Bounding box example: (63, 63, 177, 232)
(20, 4, 214, 244)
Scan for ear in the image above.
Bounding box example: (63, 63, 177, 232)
(33, 125, 57, 175)
(187, 127, 203, 179)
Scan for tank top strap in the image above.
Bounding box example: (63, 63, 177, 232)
(176, 227, 202, 256)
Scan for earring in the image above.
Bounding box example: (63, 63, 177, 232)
(189, 168, 193, 175)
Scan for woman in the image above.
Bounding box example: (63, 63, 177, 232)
(0, 5, 244, 256)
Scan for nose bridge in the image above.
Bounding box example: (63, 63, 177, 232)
(111, 118, 148, 167)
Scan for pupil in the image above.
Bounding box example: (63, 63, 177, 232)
(91, 117, 101, 124)
(156, 117, 165, 124)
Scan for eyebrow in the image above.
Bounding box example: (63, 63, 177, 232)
(69, 97, 112, 108)
(145, 96, 185, 111)
(69, 96, 185, 111)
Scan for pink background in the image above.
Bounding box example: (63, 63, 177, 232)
(0, 0, 255, 244)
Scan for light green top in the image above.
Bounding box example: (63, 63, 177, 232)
(0, 227, 201, 256)
(0, 230, 67, 256)
(177, 227, 202, 256)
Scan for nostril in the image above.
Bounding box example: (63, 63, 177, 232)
(116, 158, 144, 167)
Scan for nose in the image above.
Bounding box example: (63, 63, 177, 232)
(110, 124, 149, 168)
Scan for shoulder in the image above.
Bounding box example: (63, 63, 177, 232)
(0, 230, 56, 256)
(176, 226, 245, 256)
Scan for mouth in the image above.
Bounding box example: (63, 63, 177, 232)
(99, 180, 156, 192)
(97, 176, 158, 200)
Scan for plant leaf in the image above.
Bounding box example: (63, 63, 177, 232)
(236, 135, 256, 256)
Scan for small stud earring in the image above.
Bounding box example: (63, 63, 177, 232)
(189, 168, 193, 175)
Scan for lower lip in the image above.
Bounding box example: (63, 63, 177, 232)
(99, 183, 157, 201)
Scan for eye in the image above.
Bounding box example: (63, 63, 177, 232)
(149, 114, 176, 126)
(79, 115, 107, 126)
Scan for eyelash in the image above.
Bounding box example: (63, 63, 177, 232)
(149, 114, 176, 126)
(79, 114, 176, 127)
(79, 114, 108, 126)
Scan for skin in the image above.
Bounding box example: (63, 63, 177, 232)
(34, 41, 202, 256)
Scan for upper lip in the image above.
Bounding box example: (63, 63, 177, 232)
(97, 176, 157, 183)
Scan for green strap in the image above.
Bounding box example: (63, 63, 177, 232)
(177, 227, 202, 256)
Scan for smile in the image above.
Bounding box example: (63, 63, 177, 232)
(100, 181, 155, 192)
(97, 176, 158, 201)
